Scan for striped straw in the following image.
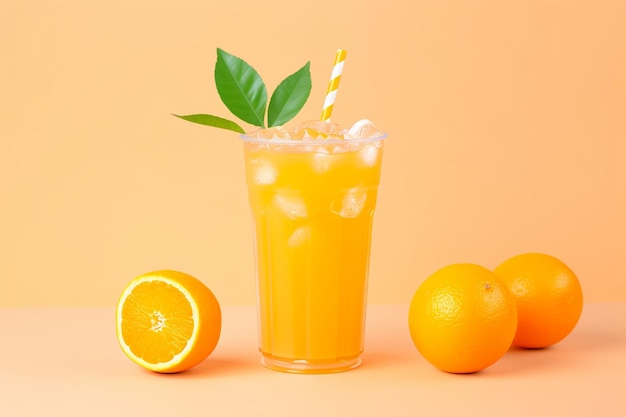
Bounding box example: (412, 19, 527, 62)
(320, 49, 347, 122)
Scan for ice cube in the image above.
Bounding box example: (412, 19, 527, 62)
(288, 226, 311, 247)
(331, 188, 367, 218)
(293, 120, 345, 140)
(249, 126, 292, 140)
(250, 158, 277, 185)
(358, 144, 379, 167)
(273, 194, 308, 219)
(330, 143, 355, 154)
(311, 147, 332, 174)
(345, 119, 384, 139)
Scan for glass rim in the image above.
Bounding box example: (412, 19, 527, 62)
(240, 133, 387, 146)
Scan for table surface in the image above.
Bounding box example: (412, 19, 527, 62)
(1, 303, 625, 417)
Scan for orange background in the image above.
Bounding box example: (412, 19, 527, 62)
(1, 0, 624, 306)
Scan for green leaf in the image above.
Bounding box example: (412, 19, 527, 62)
(172, 114, 245, 133)
(267, 62, 312, 127)
(215, 48, 267, 128)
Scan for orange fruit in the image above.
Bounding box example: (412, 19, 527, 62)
(494, 253, 583, 348)
(408, 264, 518, 373)
(116, 270, 221, 373)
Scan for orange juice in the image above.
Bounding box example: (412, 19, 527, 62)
(242, 134, 385, 373)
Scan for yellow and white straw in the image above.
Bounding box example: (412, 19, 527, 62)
(320, 49, 347, 122)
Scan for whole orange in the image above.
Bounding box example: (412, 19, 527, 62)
(408, 264, 518, 373)
(494, 253, 583, 348)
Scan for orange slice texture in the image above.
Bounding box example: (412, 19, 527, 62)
(116, 270, 221, 373)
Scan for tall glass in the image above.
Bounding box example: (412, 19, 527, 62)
(242, 133, 385, 373)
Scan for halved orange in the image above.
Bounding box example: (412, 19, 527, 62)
(116, 270, 221, 373)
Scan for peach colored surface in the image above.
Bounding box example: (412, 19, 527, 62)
(1, 304, 624, 416)
(1, 1, 625, 306)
